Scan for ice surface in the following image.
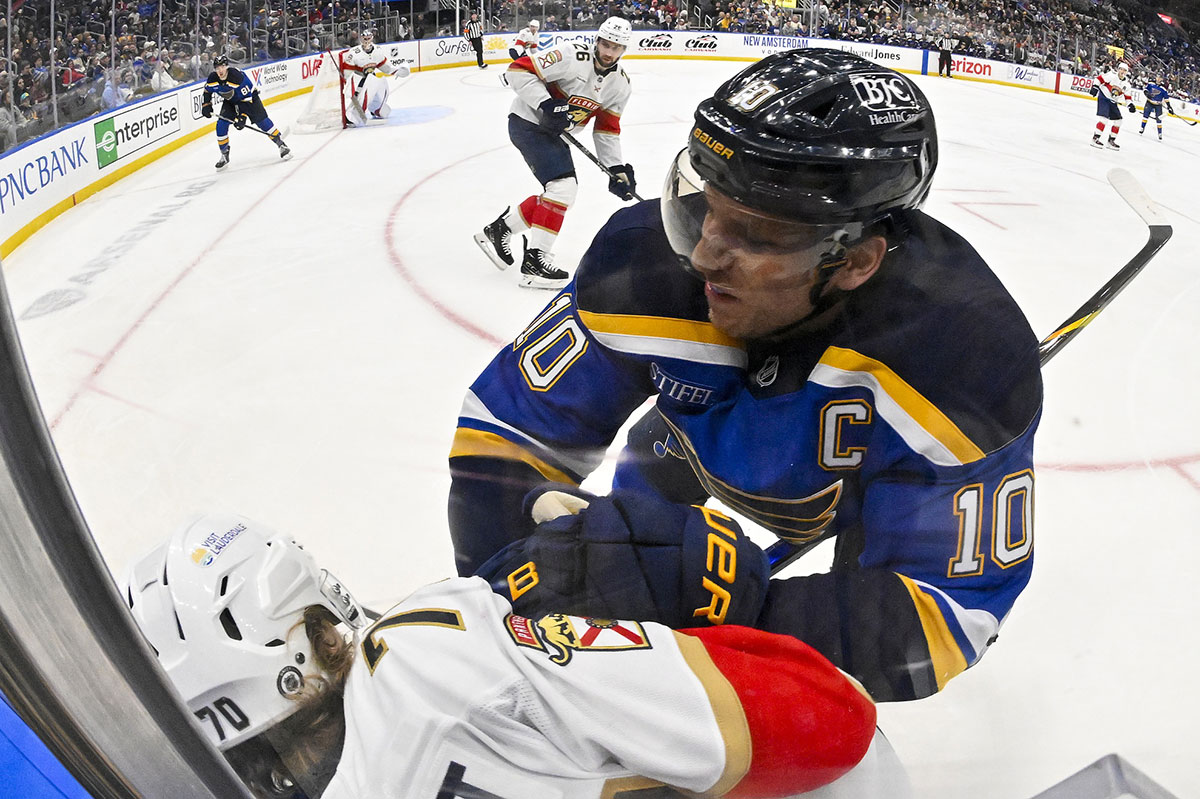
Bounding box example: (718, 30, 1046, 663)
(4, 59, 1198, 798)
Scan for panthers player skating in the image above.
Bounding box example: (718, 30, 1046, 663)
(451, 50, 1043, 704)
(202, 55, 291, 169)
(509, 18, 541, 60)
(1091, 62, 1135, 149)
(474, 17, 636, 290)
(342, 29, 410, 126)
(123, 513, 904, 798)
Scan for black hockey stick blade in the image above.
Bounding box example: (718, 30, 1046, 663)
(1037, 168, 1172, 364)
(766, 169, 1172, 575)
(560, 131, 645, 202)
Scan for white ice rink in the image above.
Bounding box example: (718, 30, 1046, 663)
(4, 57, 1199, 798)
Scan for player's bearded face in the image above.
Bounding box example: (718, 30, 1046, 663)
(594, 39, 626, 69)
(689, 187, 840, 339)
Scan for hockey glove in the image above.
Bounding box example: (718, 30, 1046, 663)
(1128, 102, 1137, 113)
(476, 484, 770, 629)
(538, 97, 572, 133)
(1089, 85, 1099, 96)
(233, 114, 247, 130)
(607, 164, 636, 201)
(201, 101, 213, 118)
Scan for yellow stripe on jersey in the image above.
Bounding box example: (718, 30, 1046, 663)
(673, 630, 751, 795)
(816, 347, 986, 465)
(449, 428, 577, 485)
(896, 574, 969, 691)
(578, 310, 740, 348)
(599, 777, 667, 798)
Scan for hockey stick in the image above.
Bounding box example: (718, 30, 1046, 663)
(1036, 168, 1172, 362)
(560, 130, 645, 202)
(764, 168, 1172, 574)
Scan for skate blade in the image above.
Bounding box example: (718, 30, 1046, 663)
(518, 273, 570, 290)
(473, 233, 514, 271)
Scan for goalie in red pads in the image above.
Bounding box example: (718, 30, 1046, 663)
(123, 512, 903, 798)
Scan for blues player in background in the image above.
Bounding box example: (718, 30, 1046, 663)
(1140, 79, 1174, 140)
(450, 49, 1043, 704)
(201, 54, 291, 170)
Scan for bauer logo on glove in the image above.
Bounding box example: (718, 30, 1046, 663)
(475, 485, 770, 629)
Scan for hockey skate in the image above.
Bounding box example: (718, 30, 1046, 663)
(277, 140, 292, 160)
(519, 246, 569, 290)
(1090, 135, 1103, 149)
(215, 150, 230, 169)
(473, 209, 516, 271)
(1106, 137, 1120, 150)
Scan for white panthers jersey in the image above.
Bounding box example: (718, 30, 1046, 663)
(505, 41, 632, 167)
(321, 578, 740, 798)
(1096, 69, 1132, 103)
(319, 577, 900, 799)
(515, 26, 541, 53)
(343, 43, 400, 76)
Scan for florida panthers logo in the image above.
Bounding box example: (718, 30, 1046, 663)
(532, 614, 650, 666)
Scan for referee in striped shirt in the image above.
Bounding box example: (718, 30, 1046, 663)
(465, 13, 487, 69)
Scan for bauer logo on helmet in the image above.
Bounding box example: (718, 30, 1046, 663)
(692, 127, 735, 159)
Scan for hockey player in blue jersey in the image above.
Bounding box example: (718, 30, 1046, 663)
(1140, 80, 1173, 140)
(448, 49, 1043, 703)
(202, 55, 291, 170)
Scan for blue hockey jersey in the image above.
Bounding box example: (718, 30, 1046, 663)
(449, 200, 1043, 701)
(1144, 82, 1169, 106)
(203, 67, 256, 103)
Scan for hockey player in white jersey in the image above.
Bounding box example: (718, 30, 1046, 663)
(509, 18, 541, 60)
(474, 17, 637, 289)
(1091, 61, 1135, 149)
(122, 512, 908, 798)
(343, 29, 409, 125)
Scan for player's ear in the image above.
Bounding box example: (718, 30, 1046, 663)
(831, 235, 887, 291)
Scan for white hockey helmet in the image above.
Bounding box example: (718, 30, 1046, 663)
(361, 28, 375, 43)
(121, 512, 365, 753)
(529, 18, 540, 29)
(597, 16, 633, 47)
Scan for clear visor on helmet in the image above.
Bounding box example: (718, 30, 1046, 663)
(661, 148, 858, 276)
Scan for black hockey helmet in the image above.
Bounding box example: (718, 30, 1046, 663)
(214, 54, 230, 67)
(684, 48, 937, 225)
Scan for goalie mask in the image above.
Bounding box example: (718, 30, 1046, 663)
(122, 513, 365, 796)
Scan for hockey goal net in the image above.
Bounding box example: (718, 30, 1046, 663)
(294, 49, 348, 133)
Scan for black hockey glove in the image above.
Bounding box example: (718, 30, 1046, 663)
(476, 484, 770, 629)
(1088, 85, 1099, 96)
(607, 164, 636, 201)
(234, 114, 247, 130)
(538, 97, 572, 133)
(1128, 102, 1137, 113)
(201, 101, 213, 118)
